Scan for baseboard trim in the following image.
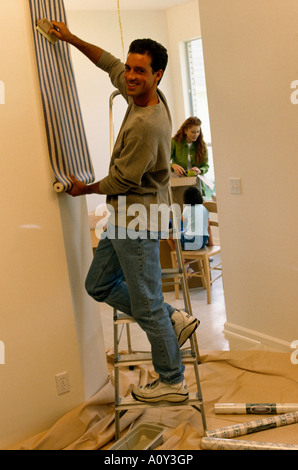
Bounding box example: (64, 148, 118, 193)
(224, 322, 292, 352)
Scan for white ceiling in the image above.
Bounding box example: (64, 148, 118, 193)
(64, 0, 192, 11)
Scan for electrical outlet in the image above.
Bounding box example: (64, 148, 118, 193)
(55, 372, 70, 395)
(229, 177, 242, 194)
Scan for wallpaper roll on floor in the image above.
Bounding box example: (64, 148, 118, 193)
(29, 0, 95, 191)
(201, 437, 298, 451)
(206, 412, 298, 439)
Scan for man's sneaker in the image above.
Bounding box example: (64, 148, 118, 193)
(131, 379, 189, 403)
(171, 310, 200, 347)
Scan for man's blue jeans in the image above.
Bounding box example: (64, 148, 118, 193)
(85, 224, 185, 385)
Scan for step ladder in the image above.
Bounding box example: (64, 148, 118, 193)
(109, 91, 207, 440)
(113, 185, 207, 440)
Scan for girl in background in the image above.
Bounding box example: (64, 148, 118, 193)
(171, 117, 209, 195)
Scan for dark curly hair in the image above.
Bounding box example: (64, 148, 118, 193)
(128, 38, 168, 84)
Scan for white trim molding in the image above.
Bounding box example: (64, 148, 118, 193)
(224, 322, 292, 352)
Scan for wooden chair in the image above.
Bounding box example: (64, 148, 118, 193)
(170, 200, 222, 304)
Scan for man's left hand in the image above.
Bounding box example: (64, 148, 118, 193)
(67, 175, 88, 197)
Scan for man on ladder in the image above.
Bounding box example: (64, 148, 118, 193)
(50, 22, 199, 403)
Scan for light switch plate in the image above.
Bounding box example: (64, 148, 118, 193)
(229, 178, 241, 194)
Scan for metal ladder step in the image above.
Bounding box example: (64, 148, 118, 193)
(115, 348, 196, 367)
(161, 268, 183, 279)
(115, 393, 203, 410)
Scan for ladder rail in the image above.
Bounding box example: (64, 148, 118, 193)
(169, 185, 201, 360)
(109, 90, 121, 154)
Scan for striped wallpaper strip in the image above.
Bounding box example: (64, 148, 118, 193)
(29, 0, 95, 191)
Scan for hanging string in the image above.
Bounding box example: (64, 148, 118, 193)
(117, 0, 125, 62)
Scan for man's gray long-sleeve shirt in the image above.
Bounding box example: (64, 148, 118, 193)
(97, 50, 172, 230)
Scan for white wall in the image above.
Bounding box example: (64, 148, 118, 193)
(199, 0, 298, 349)
(0, 0, 107, 448)
(58, 195, 108, 399)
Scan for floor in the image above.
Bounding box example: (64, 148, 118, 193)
(99, 255, 271, 354)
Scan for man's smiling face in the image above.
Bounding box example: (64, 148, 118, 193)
(124, 52, 162, 106)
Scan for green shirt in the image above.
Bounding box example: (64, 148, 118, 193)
(170, 139, 209, 175)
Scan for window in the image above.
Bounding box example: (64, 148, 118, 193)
(185, 38, 215, 197)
